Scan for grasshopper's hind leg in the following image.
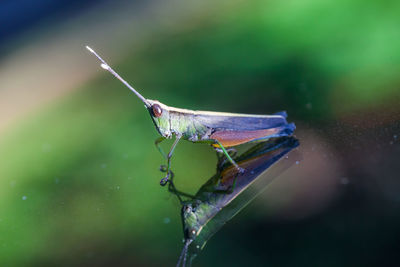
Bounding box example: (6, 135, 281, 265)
(160, 134, 182, 186)
(214, 140, 245, 174)
(214, 147, 237, 170)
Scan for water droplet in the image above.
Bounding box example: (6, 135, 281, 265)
(163, 217, 171, 224)
(116, 185, 120, 190)
(9, 180, 16, 187)
(196, 245, 200, 249)
(22, 196, 27, 200)
(55, 178, 60, 184)
(101, 163, 107, 169)
(101, 63, 109, 70)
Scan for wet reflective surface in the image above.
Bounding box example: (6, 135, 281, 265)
(170, 137, 300, 266)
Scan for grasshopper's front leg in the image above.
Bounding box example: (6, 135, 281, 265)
(155, 136, 169, 172)
(160, 134, 182, 186)
(155, 137, 167, 159)
(214, 140, 245, 174)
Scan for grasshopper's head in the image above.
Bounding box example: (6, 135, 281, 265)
(146, 100, 172, 138)
(181, 203, 200, 241)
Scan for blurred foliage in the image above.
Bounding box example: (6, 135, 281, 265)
(0, 0, 399, 266)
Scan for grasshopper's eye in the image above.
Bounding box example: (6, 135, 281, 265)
(152, 104, 162, 117)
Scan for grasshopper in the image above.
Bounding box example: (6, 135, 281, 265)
(86, 46, 296, 185)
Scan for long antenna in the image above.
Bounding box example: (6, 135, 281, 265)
(86, 46, 150, 107)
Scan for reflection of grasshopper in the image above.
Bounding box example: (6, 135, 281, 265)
(169, 137, 300, 267)
(86, 47, 296, 185)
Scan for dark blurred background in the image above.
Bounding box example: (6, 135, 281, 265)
(0, 0, 399, 266)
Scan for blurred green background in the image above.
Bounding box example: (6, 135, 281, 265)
(0, 0, 399, 266)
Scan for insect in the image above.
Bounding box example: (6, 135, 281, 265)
(86, 46, 296, 185)
(171, 137, 300, 266)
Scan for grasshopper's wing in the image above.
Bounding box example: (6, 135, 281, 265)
(194, 111, 290, 131)
(194, 110, 295, 147)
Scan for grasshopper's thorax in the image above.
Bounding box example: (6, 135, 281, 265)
(146, 100, 209, 140)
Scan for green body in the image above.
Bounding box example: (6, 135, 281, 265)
(147, 99, 294, 145)
(148, 99, 295, 185)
